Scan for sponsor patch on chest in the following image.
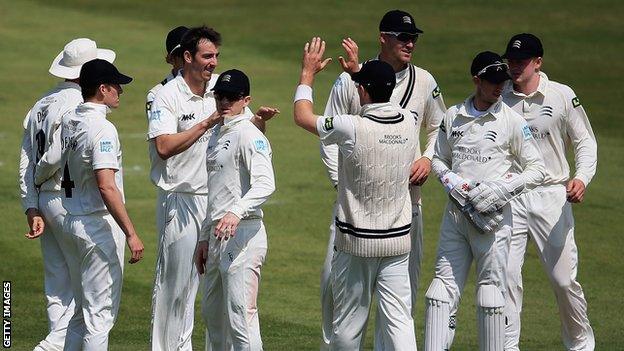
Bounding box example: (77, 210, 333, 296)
(378, 134, 408, 144)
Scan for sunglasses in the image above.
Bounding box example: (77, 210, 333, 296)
(477, 62, 509, 76)
(382, 31, 419, 43)
(214, 91, 245, 101)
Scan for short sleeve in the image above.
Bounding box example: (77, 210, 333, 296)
(92, 123, 120, 171)
(148, 91, 178, 139)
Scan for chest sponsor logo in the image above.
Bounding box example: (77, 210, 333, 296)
(452, 146, 491, 163)
(100, 140, 113, 153)
(451, 129, 464, 138)
(540, 105, 553, 117)
(484, 130, 497, 142)
(528, 126, 550, 139)
(378, 134, 408, 145)
(181, 113, 195, 121)
(572, 96, 581, 108)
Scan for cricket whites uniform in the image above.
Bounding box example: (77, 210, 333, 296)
(146, 71, 177, 118)
(59, 102, 126, 350)
(320, 62, 445, 348)
(425, 97, 544, 351)
(502, 72, 597, 351)
(318, 102, 418, 350)
(149, 73, 250, 350)
(18, 81, 82, 351)
(199, 113, 275, 351)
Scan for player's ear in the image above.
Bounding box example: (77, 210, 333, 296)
(183, 50, 193, 64)
(534, 57, 543, 72)
(472, 76, 480, 86)
(243, 96, 252, 107)
(379, 33, 387, 45)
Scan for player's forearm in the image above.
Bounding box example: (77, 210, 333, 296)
(230, 180, 275, 219)
(99, 184, 137, 238)
(573, 138, 598, 186)
(154, 120, 213, 159)
(294, 99, 319, 135)
(19, 134, 38, 211)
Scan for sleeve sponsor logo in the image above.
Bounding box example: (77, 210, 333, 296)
(100, 140, 113, 153)
(254, 139, 268, 152)
(149, 109, 162, 121)
(522, 125, 533, 140)
(324, 117, 334, 131)
(145, 101, 153, 114)
(572, 97, 581, 108)
(432, 86, 441, 99)
(333, 78, 343, 88)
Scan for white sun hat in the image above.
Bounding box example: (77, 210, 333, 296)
(49, 38, 116, 79)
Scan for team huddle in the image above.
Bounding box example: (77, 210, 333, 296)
(18, 8, 596, 351)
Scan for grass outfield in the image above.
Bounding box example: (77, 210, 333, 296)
(1, 0, 623, 349)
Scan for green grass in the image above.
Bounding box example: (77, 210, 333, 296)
(0, 0, 622, 349)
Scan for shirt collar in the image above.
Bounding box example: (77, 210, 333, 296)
(57, 81, 81, 91)
(176, 74, 213, 101)
(372, 55, 410, 81)
(77, 102, 111, 116)
(457, 94, 503, 119)
(360, 102, 397, 117)
(506, 71, 549, 98)
(223, 109, 253, 126)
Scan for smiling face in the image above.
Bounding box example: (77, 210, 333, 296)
(184, 39, 219, 83)
(380, 32, 416, 68)
(507, 57, 542, 86)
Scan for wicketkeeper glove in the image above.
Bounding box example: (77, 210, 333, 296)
(468, 173, 525, 214)
(449, 180, 504, 233)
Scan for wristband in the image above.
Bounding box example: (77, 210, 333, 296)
(294, 84, 313, 103)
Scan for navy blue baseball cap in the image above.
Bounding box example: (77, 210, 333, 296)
(212, 69, 250, 96)
(471, 51, 510, 84)
(79, 59, 132, 87)
(351, 60, 396, 97)
(502, 33, 544, 59)
(166, 26, 189, 56)
(379, 10, 423, 34)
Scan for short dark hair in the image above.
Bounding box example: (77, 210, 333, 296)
(180, 25, 221, 57)
(80, 83, 99, 100)
(365, 85, 393, 103)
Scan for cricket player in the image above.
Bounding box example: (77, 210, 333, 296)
(501, 33, 597, 351)
(148, 25, 278, 350)
(195, 69, 275, 351)
(319, 10, 446, 348)
(424, 51, 545, 351)
(18, 38, 115, 351)
(146, 26, 188, 119)
(295, 37, 418, 350)
(60, 58, 144, 350)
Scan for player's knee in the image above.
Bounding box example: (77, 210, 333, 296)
(425, 278, 451, 305)
(476, 284, 505, 310)
(550, 270, 574, 290)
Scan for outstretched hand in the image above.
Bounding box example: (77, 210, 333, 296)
(300, 37, 332, 85)
(338, 38, 360, 74)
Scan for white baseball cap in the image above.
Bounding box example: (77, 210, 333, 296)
(49, 38, 116, 79)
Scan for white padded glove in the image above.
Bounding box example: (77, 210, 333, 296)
(468, 173, 525, 214)
(449, 180, 504, 233)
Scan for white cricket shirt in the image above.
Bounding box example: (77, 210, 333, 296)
(147, 74, 219, 194)
(321, 60, 445, 204)
(146, 71, 177, 119)
(60, 102, 124, 215)
(433, 96, 545, 188)
(199, 113, 275, 240)
(502, 72, 597, 186)
(19, 81, 83, 211)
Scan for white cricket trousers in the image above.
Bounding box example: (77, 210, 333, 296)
(63, 212, 125, 351)
(151, 191, 206, 351)
(34, 191, 74, 351)
(201, 219, 267, 351)
(425, 202, 511, 351)
(329, 251, 416, 351)
(505, 185, 594, 351)
(320, 205, 423, 350)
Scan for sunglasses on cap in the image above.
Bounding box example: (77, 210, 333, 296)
(381, 31, 419, 43)
(477, 62, 509, 77)
(214, 91, 245, 101)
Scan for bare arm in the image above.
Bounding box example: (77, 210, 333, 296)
(250, 106, 280, 133)
(154, 112, 221, 160)
(95, 169, 144, 264)
(294, 37, 333, 135)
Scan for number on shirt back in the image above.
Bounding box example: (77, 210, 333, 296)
(35, 130, 45, 163)
(61, 162, 75, 198)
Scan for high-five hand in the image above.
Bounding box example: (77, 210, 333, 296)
(300, 37, 332, 85)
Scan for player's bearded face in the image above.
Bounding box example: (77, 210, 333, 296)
(507, 57, 541, 85)
(189, 39, 219, 82)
